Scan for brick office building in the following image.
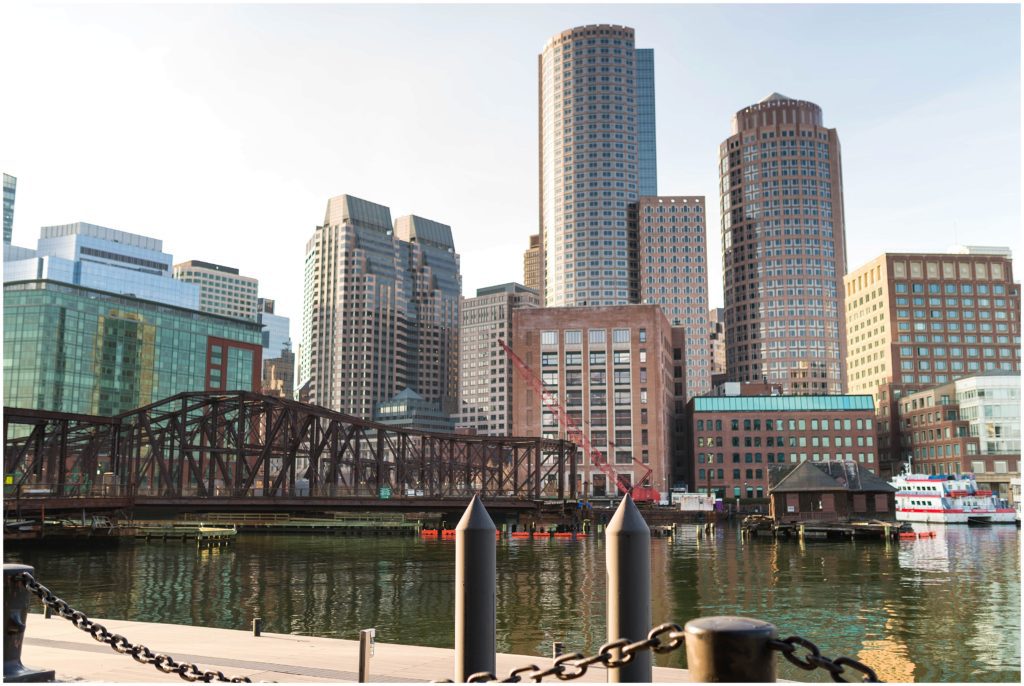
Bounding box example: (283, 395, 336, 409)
(511, 305, 674, 500)
(844, 247, 1020, 476)
(898, 373, 1020, 499)
(688, 389, 877, 500)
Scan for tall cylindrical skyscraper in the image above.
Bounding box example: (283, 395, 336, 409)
(719, 94, 848, 394)
(539, 25, 656, 307)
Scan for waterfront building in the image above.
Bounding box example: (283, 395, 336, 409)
(523, 233, 542, 296)
(4, 280, 262, 415)
(173, 260, 258, 321)
(374, 388, 457, 433)
(635, 195, 710, 400)
(719, 94, 848, 394)
(897, 373, 1020, 499)
(3, 173, 15, 244)
(688, 387, 877, 499)
(538, 24, 657, 307)
(458, 283, 540, 435)
(768, 461, 895, 523)
(511, 305, 673, 499)
(843, 247, 1020, 475)
(299, 194, 461, 420)
(3, 221, 200, 308)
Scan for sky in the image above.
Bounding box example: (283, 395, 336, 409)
(1, 3, 1020, 335)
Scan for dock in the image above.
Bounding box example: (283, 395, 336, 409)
(178, 511, 421, 536)
(135, 523, 237, 545)
(741, 515, 910, 540)
(21, 614, 695, 683)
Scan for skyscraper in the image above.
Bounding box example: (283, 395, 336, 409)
(635, 195, 711, 399)
(719, 94, 848, 394)
(458, 282, 540, 435)
(538, 24, 656, 308)
(299, 194, 461, 420)
(3, 173, 15, 244)
(523, 233, 542, 295)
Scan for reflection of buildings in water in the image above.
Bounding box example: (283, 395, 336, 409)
(962, 554, 1021, 678)
(856, 604, 916, 684)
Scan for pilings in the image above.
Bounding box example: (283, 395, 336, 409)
(3, 564, 55, 682)
(605, 495, 652, 683)
(454, 495, 496, 682)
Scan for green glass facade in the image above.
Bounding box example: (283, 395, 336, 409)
(693, 395, 875, 413)
(4, 280, 262, 416)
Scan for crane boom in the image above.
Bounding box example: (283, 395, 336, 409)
(499, 339, 658, 502)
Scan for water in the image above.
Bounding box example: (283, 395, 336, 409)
(6, 525, 1020, 682)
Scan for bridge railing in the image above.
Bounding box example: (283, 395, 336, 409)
(4, 482, 130, 500)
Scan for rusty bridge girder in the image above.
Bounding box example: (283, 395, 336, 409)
(3, 391, 577, 506)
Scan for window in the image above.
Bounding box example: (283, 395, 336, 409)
(565, 351, 582, 365)
(565, 330, 582, 345)
(541, 352, 558, 366)
(541, 331, 557, 345)
(589, 329, 606, 345)
(590, 351, 606, 366)
(613, 329, 630, 344)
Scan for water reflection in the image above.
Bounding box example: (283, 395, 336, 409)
(6, 525, 1018, 683)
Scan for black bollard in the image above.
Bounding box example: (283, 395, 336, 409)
(4, 564, 56, 682)
(684, 616, 777, 682)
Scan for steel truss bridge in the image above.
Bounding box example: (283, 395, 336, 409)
(3, 391, 578, 514)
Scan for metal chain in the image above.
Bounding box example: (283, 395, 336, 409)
(14, 571, 256, 683)
(770, 636, 881, 683)
(438, 623, 882, 683)
(434, 623, 685, 683)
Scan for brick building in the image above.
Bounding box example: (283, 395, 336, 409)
(511, 305, 673, 500)
(898, 373, 1020, 499)
(688, 390, 877, 500)
(844, 247, 1020, 476)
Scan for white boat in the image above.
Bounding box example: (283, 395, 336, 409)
(890, 469, 1016, 524)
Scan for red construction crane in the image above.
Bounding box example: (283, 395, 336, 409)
(499, 339, 659, 503)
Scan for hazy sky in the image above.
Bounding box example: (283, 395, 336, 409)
(2, 3, 1020, 334)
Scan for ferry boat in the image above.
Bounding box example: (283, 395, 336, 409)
(890, 470, 1016, 525)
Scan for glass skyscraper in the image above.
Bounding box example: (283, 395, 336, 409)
(636, 49, 658, 197)
(3, 174, 16, 244)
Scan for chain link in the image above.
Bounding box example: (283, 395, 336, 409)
(770, 636, 882, 683)
(443, 622, 882, 683)
(13, 571, 257, 683)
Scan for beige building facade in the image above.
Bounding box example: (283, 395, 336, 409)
(719, 94, 848, 394)
(511, 305, 673, 499)
(523, 234, 543, 296)
(173, 260, 258, 321)
(299, 195, 461, 419)
(844, 247, 1020, 474)
(459, 283, 540, 435)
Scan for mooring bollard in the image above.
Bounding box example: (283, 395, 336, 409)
(606, 495, 651, 683)
(684, 616, 777, 682)
(4, 564, 56, 682)
(454, 495, 496, 682)
(252, 617, 262, 637)
(358, 628, 375, 682)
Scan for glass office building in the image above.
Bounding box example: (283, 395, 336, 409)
(4, 280, 262, 416)
(3, 174, 15, 244)
(636, 48, 658, 197)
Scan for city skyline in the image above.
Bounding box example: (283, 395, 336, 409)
(1, 4, 1019, 327)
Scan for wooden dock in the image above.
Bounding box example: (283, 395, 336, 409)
(176, 512, 421, 536)
(741, 515, 910, 541)
(134, 524, 237, 545)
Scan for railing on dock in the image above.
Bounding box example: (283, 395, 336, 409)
(3, 496, 883, 683)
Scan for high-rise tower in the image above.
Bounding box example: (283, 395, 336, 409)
(3, 174, 15, 244)
(298, 195, 461, 420)
(719, 94, 848, 394)
(538, 25, 656, 308)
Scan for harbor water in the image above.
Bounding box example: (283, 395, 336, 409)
(6, 523, 1019, 682)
